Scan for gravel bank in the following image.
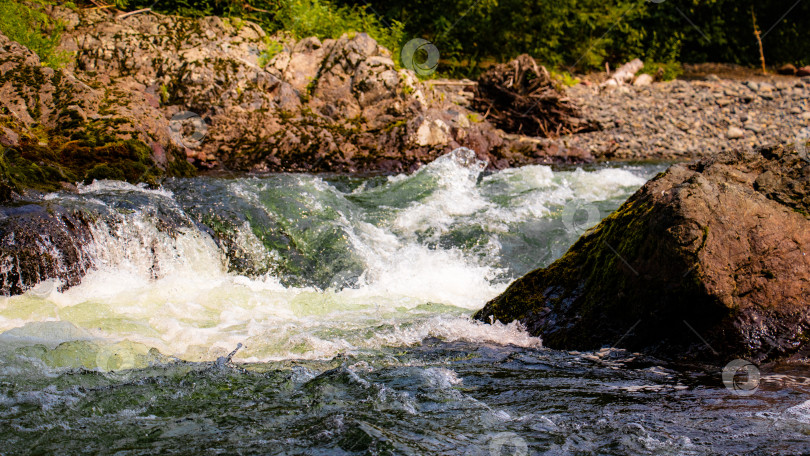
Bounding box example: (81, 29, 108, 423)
(555, 76, 810, 161)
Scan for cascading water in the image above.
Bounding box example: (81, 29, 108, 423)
(2, 149, 809, 454)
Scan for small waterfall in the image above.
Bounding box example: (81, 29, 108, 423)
(0, 149, 660, 367)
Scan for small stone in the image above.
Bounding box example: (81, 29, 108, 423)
(716, 98, 732, 107)
(0, 127, 20, 147)
(633, 74, 653, 87)
(727, 127, 745, 139)
(778, 64, 797, 75)
(790, 107, 802, 114)
(797, 66, 810, 77)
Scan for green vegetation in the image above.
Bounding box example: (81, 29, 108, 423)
(113, 0, 405, 59)
(640, 61, 683, 82)
(159, 84, 170, 104)
(5, 0, 808, 78)
(335, 0, 810, 77)
(550, 70, 581, 89)
(0, 0, 72, 68)
(258, 37, 284, 67)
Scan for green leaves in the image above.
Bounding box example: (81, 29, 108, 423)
(334, 0, 810, 76)
(0, 0, 72, 68)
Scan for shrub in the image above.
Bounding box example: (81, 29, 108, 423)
(258, 37, 283, 67)
(640, 61, 683, 82)
(0, 0, 72, 68)
(273, 0, 404, 55)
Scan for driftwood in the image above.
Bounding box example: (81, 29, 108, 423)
(472, 54, 593, 138)
(601, 58, 643, 88)
(116, 8, 152, 20)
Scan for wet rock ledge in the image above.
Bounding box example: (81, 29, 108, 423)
(476, 144, 810, 363)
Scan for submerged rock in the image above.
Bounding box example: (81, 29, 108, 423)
(0, 204, 94, 295)
(475, 144, 810, 363)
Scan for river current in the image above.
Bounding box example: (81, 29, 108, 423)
(1, 149, 809, 454)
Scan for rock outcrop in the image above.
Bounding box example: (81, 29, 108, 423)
(0, 29, 194, 200)
(475, 144, 810, 363)
(54, 8, 520, 173)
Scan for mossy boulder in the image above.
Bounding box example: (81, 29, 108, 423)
(0, 29, 195, 201)
(475, 144, 810, 363)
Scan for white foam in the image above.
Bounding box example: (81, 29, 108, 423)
(392, 149, 491, 236)
(783, 399, 810, 424)
(77, 179, 175, 198)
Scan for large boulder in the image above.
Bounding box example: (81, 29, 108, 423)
(475, 144, 810, 363)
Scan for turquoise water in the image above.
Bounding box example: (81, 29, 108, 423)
(1, 149, 808, 454)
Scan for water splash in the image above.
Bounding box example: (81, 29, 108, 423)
(0, 151, 662, 368)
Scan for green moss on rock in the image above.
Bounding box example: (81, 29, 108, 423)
(1, 121, 196, 200)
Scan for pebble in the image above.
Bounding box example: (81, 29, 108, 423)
(727, 127, 745, 139)
(744, 123, 762, 133)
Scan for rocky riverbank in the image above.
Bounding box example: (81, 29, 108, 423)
(3, 6, 810, 198)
